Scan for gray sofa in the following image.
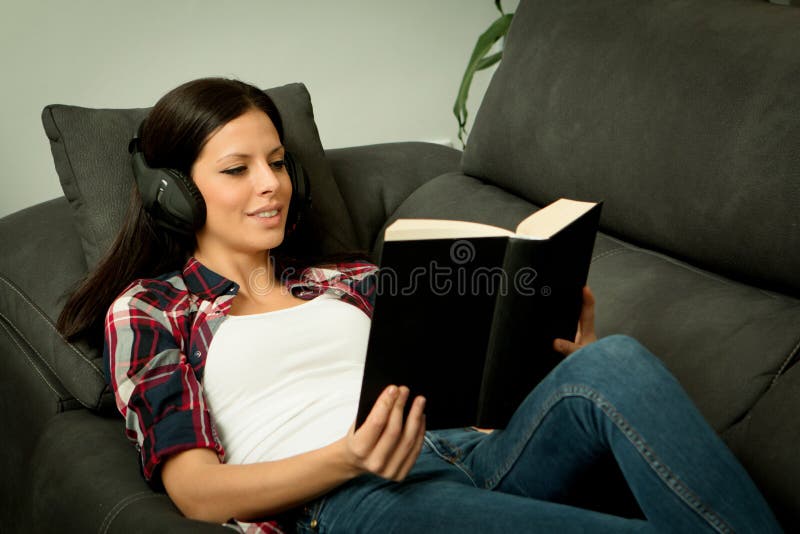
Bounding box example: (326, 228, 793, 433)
(2, 0, 799, 531)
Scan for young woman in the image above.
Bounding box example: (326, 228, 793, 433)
(58, 77, 781, 533)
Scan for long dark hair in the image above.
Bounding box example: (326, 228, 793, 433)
(57, 77, 366, 344)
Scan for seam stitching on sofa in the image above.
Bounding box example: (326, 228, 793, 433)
(99, 491, 164, 534)
(0, 274, 104, 376)
(591, 247, 627, 263)
(0, 316, 66, 401)
(769, 335, 800, 389)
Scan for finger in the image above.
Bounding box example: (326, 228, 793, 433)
(369, 386, 409, 471)
(356, 385, 399, 452)
(384, 395, 426, 477)
(579, 285, 596, 338)
(397, 405, 427, 480)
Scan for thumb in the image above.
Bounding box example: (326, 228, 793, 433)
(553, 338, 579, 356)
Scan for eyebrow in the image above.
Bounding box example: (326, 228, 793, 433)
(216, 145, 284, 163)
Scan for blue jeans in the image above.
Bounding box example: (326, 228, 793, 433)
(294, 335, 781, 533)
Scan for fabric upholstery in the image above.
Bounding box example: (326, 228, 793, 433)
(28, 410, 229, 533)
(325, 142, 462, 253)
(462, 0, 800, 297)
(723, 361, 800, 526)
(0, 198, 111, 411)
(42, 82, 359, 270)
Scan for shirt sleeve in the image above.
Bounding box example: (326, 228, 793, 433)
(103, 282, 224, 482)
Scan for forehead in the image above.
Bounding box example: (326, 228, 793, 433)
(201, 108, 281, 156)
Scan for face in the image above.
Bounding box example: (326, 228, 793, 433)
(191, 108, 292, 257)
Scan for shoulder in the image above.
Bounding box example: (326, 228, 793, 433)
(106, 270, 190, 322)
(294, 259, 378, 317)
(298, 259, 378, 287)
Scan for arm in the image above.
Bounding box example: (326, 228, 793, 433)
(105, 286, 222, 481)
(163, 385, 426, 523)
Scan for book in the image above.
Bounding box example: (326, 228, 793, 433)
(355, 198, 603, 430)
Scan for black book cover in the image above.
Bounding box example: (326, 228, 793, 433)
(476, 201, 603, 427)
(355, 236, 508, 429)
(355, 201, 603, 430)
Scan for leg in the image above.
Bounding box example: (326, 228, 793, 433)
(295, 439, 651, 533)
(457, 335, 780, 533)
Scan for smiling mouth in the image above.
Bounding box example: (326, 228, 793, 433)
(252, 209, 279, 218)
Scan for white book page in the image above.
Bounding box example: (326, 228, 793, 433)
(384, 219, 513, 241)
(515, 199, 597, 239)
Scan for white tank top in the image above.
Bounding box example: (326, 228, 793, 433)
(202, 292, 371, 464)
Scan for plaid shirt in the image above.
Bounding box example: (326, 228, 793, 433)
(104, 256, 378, 533)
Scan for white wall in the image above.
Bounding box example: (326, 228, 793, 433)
(0, 0, 518, 218)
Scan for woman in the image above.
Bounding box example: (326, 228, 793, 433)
(58, 77, 781, 533)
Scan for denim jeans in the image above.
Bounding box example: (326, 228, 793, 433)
(294, 335, 781, 533)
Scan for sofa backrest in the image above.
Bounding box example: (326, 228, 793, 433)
(462, 0, 800, 297)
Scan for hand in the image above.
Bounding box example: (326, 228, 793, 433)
(553, 285, 598, 356)
(341, 385, 426, 482)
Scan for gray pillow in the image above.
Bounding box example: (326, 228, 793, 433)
(42, 82, 359, 270)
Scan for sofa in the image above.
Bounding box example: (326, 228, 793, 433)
(2, 0, 799, 531)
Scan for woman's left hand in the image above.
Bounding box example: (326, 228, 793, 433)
(553, 285, 597, 356)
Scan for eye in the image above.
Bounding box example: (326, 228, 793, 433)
(221, 166, 246, 176)
(269, 159, 286, 172)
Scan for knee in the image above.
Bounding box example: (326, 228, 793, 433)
(553, 334, 675, 391)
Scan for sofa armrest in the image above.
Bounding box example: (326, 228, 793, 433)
(325, 142, 462, 254)
(0, 197, 113, 412)
(28, 409, 229, 533)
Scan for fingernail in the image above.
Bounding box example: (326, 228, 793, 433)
(387, 385, 397, 396)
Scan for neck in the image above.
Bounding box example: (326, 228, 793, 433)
(193, 246, 286, 301)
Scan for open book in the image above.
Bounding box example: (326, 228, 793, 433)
(355, 198, 603, 430)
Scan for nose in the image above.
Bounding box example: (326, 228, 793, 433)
(254, 160, 281, 195)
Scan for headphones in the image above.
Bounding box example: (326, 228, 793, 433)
(128, 126, 311, 236)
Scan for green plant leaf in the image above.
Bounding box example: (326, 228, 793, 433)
(495, 0, 504, 15)
(475, 51, 503, 71)
(453, 13, 513, 148)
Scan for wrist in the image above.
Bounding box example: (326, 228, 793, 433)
(332, 436, 363, 479)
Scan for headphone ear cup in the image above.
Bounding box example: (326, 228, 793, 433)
(130, 141, 205, 234)
(156, 169, 207, 234)
(132, 151, 166, 212)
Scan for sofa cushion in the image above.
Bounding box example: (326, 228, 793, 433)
(380, 172, 800, 432)
(42, 82, 359, 270)
(462, 0, 800, 297)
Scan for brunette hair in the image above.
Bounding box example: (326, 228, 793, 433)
(57, 77, 366, 344)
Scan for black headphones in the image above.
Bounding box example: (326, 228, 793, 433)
(128, 127, 311, 236)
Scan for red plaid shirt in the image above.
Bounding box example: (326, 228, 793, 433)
(104, 256, 378, 533)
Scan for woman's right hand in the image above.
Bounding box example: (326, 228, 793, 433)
(340, 385, 426, 482)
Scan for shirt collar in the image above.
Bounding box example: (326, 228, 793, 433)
(182, 256, 240, 300)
